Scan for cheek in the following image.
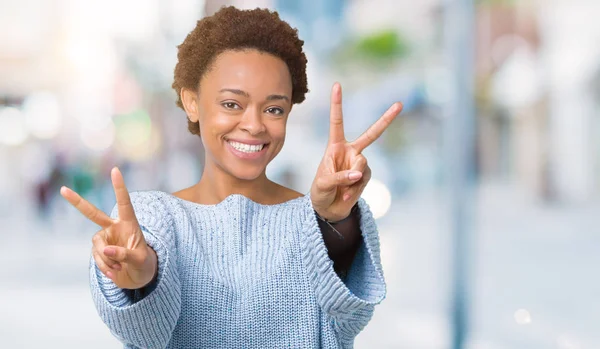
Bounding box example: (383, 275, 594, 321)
(202, 115, 236, 139)
(269, 122, 287, 155)
(271, 121, 287, 140)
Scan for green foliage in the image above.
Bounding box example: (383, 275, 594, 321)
(330, 29, 410, 72)
(354, 30, 409, 60)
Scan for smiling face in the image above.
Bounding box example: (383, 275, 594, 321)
(181, 49, 293, 181)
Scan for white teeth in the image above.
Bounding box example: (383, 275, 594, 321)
(228, 141, 264, 153)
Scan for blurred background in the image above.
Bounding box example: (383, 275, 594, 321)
(1, 0, 599, 348)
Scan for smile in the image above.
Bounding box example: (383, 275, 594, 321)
(227, 140, 266, 153)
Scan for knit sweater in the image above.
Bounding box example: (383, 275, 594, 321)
(89, 190, 386, 349)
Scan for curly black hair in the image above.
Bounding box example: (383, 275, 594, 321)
(172, 6, 309, 135)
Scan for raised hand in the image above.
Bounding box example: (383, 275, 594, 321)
(60, 167, 157, 290)
(310, 83, 403, 222)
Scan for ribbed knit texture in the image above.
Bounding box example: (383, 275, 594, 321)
(89, 190, 386, 349)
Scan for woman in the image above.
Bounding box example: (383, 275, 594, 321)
(60, 6, 402, 349)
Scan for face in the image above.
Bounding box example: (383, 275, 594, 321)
(181, 49, 293, 181)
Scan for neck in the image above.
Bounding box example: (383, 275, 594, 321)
(194, 161, 275, 205)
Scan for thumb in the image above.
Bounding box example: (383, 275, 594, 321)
(315, 170, 363, 192)
(103, 245, 146, 266)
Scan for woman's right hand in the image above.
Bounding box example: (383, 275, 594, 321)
(60, 167, 158, 290)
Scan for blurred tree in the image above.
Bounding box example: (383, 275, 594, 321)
(332, 29, 410, 70)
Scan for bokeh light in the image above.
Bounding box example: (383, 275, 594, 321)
(23, 92, 63, 140)
(514, 308, 532, 325)
(0, 107, 28, 146)
(362, 178, 392, 219)
(114, 109, 160, 161)
(80, 120, 116, 152)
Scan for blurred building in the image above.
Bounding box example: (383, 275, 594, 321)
(474, 0, 600, 203)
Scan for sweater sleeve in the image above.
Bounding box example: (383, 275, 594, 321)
(299, 196, 386, 347)
(89, 191, 181, 349)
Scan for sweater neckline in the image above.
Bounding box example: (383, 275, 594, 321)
(161, 191, 307, 210)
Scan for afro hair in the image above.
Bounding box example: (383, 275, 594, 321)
(172, 6, 309, 135)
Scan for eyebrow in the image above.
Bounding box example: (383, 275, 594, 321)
(219, 88, 290, 102)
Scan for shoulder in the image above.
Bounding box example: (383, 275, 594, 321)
(271, 183, 304, 204)
(128, 190, 175, 208)
(112, 190, 179, 227)
(170, 187, 194, 202)
(267, 184, 312, 225)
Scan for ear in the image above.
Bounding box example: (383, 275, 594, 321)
(181, 88, 200, 123)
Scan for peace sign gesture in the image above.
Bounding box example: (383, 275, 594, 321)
(60, 167, 157, 290)
(310, 83, 403, 222)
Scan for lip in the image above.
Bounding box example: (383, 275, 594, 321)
(225, 140, 269, 160)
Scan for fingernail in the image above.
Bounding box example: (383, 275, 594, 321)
(348, 171, 362, 180)
(343, 193, 351, 201)
(104, 247, 116, 257)
(106, 271, 113, 278)
(112, 263, 122, 271)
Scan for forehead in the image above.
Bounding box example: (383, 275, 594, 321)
(201, 49, 292, 93)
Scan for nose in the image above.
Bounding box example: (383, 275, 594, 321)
(238, 107, 266, 136)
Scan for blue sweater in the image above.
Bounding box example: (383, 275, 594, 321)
(90, 190, 386, 348)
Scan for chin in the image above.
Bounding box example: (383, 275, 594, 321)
(227, 166, 266, 181)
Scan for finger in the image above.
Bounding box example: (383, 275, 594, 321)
(103, 245, 145, 266)
(350, 155, 368, 173)
(363, 164, 372, 182)
(342, 166, 372, 201)
(93, 251, 115, 279)
(111, 167, 136, 222)
(91, 231, 122, 270)
(93, 250, 121, 271)
(340, 156, 368, 201)
(60, 186, 113, 228)
(329, 82, 346, 144)
(351, 102, 403, 153)
(316, 170, 363, 193)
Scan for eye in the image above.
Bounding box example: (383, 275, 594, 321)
(266, 107, 285, 116)
(222, 102, 241, 110)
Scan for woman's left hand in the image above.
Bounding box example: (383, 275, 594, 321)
(310, 82, 403, 222)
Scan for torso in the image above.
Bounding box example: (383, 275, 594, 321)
(152, 190, 324, 348)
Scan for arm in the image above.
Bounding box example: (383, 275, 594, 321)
(307, 82, 399, 345)
(316, 203, 362, 279)
(301, 197, 386, 346)
(90, 191, 181, 349)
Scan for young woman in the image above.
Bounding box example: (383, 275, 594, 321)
(60, 6, 402, 349)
